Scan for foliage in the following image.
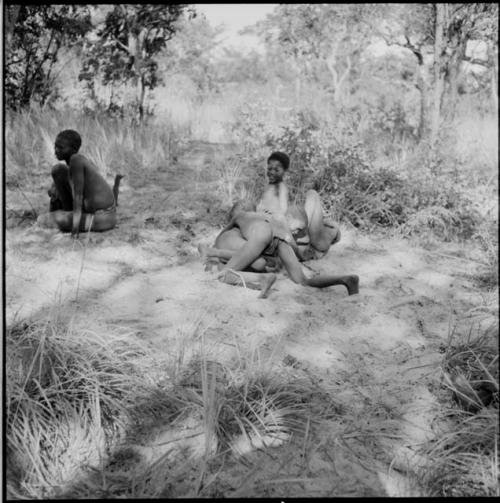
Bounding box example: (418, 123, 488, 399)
(417, 320, 499, 496)
(255, 4, 375, 105)
(159, 13, 223, 95)
(4, 106, 177, 193)
(80, 4, 191, 119)
(5, 5, 92, 109)
(6, 318, 160, 498)
(261, 110, 487, 240)
(265, 111, 411, 227)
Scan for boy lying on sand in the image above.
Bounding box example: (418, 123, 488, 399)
(199, 201, 359, 299)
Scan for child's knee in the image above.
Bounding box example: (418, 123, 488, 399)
(51, 163, 69, 180)
(305, 189, 321, 203)
(250, 257, 267, 271)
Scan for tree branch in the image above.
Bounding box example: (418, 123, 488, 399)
(111, 34, 132, 54)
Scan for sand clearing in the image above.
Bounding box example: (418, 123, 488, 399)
(5, 144, 496, 497)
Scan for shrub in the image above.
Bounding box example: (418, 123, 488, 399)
(417, 320, 499, 496)
(265, 111, 412, 228)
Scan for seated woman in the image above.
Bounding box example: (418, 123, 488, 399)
(257, 151, 341, 260)
(37, 129, 120, 238)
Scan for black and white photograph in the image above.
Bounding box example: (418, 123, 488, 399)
(3, 2, 499, 498)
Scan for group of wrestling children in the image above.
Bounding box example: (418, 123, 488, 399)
(38, 130, 359, 299)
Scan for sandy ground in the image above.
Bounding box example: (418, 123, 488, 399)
(5, 142, 497, 497)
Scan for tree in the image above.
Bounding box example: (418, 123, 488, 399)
(5, 5, 92, 109)
(159, 13, 224, 95)
(80, 4, 191, 121)
(369, 3, 498, 143)
(255, 4, 374, 107)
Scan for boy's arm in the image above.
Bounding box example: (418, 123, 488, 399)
(215, 216, 237, 240)
(69, 156, 85, 237)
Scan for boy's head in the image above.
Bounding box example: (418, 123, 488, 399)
(267, 151, 289, 183)
(228, 199, 256, 219)
(55, 129, 81, 160)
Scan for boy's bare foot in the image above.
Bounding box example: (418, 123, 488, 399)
(198, 243, 209, 262)
(258, 273, 277, 299)
(204, 259, 220, 272)
(342, 275, 359, 295)
(198, 243, 218, 271)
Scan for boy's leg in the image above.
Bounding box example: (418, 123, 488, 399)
(216, 222, 275, 297)
(84, 210, 117, 232)
(277, 242, 359, 295)
(37, 210, 72, 230)
(206, 226, 270, 272)
(37, 210, 116, 233)
(51, 164, 73, 211)
(304, 189, 340, 253)
(48, 183, 64, 211)
(223, 223, 272, 271)
(199, 244, 267, 272)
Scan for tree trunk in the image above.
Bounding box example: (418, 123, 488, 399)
(491, 43, 498, 112)
(138, 75, 146, 122)
(415, 68, 427, 141)
(5, 5, 21, 48)
(430, 3, 446, 146)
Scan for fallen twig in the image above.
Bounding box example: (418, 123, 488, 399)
(422, 249, 488, 266)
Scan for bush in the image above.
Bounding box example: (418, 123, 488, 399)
(261, 111, 486, 240)
(265, 111, 412, 228)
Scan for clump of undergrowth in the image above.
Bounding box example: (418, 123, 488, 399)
(5, 105, 177, 190)
(416, 320, 499, 497)
(472, 219, 499, 289)
(175, 355, 325, 454)
(7, 313, 335, 499)
(5, 317, 166, 499)
(228, 108, 491, 243)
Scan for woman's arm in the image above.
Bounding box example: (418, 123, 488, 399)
(215, 216, 237, 240)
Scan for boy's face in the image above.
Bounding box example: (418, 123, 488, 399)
(54, 137, 76, 160)
(267, 159, 285, 183)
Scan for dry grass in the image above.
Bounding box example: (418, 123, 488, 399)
(5, 315, 165, 499)
(414, 318, 499, 497)
(6, 308, 329, 499)
(5, 105, 177, 188)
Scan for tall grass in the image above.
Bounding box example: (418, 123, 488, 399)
(6, 308, 326, 499)
(415, 317, 499, 497)
(5, 105, 176, 188)
(6, 316, 162, 499)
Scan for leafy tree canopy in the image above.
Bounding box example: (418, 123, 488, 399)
(5, 4, 92, 109)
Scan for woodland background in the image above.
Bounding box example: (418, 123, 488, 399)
(4, 3, 499, 499)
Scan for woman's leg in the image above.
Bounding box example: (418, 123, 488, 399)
(51, 164, 73, 211)
(304, 189, 340, 253)
(222, 222, 272, 271)
(217, 222, 277, 297)
(202, 228, 267, 271)
(84, 211, 117, 232)
(37, 210, 116, 233)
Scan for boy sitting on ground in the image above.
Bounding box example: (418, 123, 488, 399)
(37, 129, 118, 238)
(199, 200, 359, 298)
